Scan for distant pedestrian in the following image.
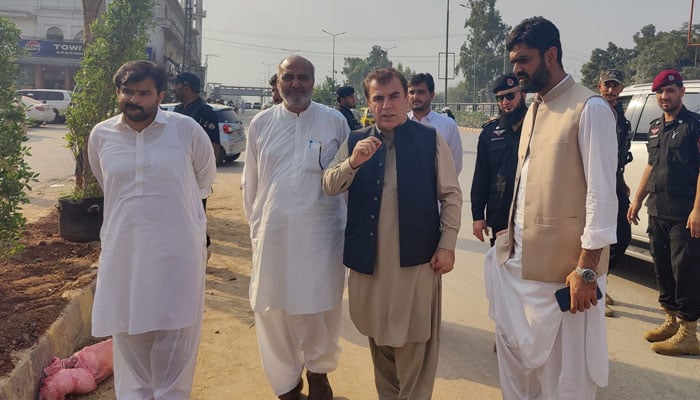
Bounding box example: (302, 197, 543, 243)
(407, 72, 463, 173)
(335, 85, 362, 130)
(269, 73, 283, 105)
(441, 106, 455, 120)
(87, 60, 216, 399)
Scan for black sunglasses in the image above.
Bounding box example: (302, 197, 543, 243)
(495, 92, 516, 102)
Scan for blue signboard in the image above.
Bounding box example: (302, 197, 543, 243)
(19, 39, 154, 61)
(20, 39, 84, 58)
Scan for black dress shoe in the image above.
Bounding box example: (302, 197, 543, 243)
(278, 378, 303, 400)
(306, 371, 333, 400)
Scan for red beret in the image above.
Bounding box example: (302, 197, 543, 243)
(652, 69, 683, 92)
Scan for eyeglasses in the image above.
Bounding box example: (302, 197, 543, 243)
(495, 92, 516, 102)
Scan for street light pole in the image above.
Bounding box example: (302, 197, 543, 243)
(321, 29, 346, 86)
(444, 0, 449, 107)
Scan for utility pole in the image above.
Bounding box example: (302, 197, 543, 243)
(322, 29, 346, 87)
(262, 61, 276, 80)
(444, 0, 449, 107)
(183, 0, 193, 71)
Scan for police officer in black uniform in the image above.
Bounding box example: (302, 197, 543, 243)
(335, 85, 362, 130)
(471, 73, 528, 246)
(629, 69, 700, 356)
(173, 72, 219, 255)
(173, 72, 220, 161)
(597, 69, 633, 317)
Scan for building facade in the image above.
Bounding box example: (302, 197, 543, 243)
(0, 0, 205, 90)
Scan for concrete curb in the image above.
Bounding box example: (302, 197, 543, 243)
(0, 278, 96, 400)
(458, 126, 480, 134)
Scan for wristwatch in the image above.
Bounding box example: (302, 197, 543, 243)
(575, 266, 597, 283)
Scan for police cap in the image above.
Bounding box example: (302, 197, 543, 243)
(492, 73, 519, 93)
(652, 69, 683, 92)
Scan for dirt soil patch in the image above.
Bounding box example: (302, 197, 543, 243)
(0, 209, 100, 376)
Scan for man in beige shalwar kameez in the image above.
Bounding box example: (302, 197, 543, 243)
(323, 68, 462, 399)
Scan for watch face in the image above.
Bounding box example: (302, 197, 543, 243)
(582, 269, 596, 283)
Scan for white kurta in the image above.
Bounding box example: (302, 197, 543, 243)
(485, 92, 617, 394)
(408, 110, 464, 173)
(88, 110, 216, 337)
(242, 102, 350, 314)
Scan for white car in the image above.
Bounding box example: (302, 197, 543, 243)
(20, 95, 55, 126)
(160, 102, 246, 165)
(619, 80, 700, 261)
(16, 89, 72, 122)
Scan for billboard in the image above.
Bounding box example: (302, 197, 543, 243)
(20, 39, 83, 59)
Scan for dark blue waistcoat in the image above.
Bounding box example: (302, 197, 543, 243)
(344, 120, 441, 275)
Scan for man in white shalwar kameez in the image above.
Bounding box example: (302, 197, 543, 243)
(242, 55, 349, 400)
(484, 18, 618, 400)
(88, 61, 216, 399)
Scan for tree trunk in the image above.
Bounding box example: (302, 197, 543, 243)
(82, 0, 105, 45)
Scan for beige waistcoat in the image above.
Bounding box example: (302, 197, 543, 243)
(496, 76, 609, 283)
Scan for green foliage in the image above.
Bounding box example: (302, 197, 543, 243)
(313, 76, 337, 105)
(458, 0, 509, 102)
(66, 0, 154, 198)
(455, 110, 490, 128)
(0, 17, 39, 257)
(342, 45, 398, 99)
(581, 23, 700, 87)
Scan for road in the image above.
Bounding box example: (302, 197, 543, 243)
(22, 114, 700, 399)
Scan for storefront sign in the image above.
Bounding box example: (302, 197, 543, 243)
(20, 39, 84, 58)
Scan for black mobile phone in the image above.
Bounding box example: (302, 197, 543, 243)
(554, 286, 603, 312)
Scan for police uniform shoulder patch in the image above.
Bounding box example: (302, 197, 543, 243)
(650, 117, 661, 126)
(481, 118, 498, 129)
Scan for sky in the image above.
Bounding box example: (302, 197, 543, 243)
(201, 0, 692, 92)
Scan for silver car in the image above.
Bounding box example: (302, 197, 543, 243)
(160, 102, 246, 165)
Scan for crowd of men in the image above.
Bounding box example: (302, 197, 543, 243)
(83, 14, 700, 400)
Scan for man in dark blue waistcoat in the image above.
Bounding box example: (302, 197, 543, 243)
(322, 68, 462, 399)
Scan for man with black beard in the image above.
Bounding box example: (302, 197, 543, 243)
(471, 73, 527, 246)
(486, 17, 617, 399)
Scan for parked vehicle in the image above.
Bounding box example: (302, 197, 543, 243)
(619, 80, 700, 261)
(359, 107, 375, 127)
(252, 102, 261, 109)
(160, 103, 246, 165)
(20, 95, 55, 126)
(15, 89, 72, 122)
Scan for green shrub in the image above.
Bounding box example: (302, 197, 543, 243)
(0, 17, 38, 257)
(66, 0, 154, 198)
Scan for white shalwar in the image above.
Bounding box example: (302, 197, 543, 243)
(242, 102, 349, 395)
(408, 109, 464, 173)
(87, 110, 216, 398)
(484, 96, 617, 400)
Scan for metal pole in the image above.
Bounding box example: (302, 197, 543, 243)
(445, 0, 449, 107)
(322, 30, 346, 86)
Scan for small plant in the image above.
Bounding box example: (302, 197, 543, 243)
(0, 17, 39, 257)
(66, 0, 154, 198)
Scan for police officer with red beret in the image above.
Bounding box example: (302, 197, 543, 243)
(470, 74, 527, 246)
(628, 69, 700, 356)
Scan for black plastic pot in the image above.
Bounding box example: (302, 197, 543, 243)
(57, 197, 103, 243)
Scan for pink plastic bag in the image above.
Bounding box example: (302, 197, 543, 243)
(39, 338, 113, 400)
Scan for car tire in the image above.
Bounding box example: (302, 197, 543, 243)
(225, 153, 240, 163)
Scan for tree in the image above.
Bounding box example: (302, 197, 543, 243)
(66, 0, 154, 197)
(341, 46, 398, 102)
(580, 43, 635, 89)
(396, 63, 415, 79)
(314, 76, 337, 105)
(458, 0, 509, 102)
(0, 17, 38, 256)
(581, 24, 700, 87)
